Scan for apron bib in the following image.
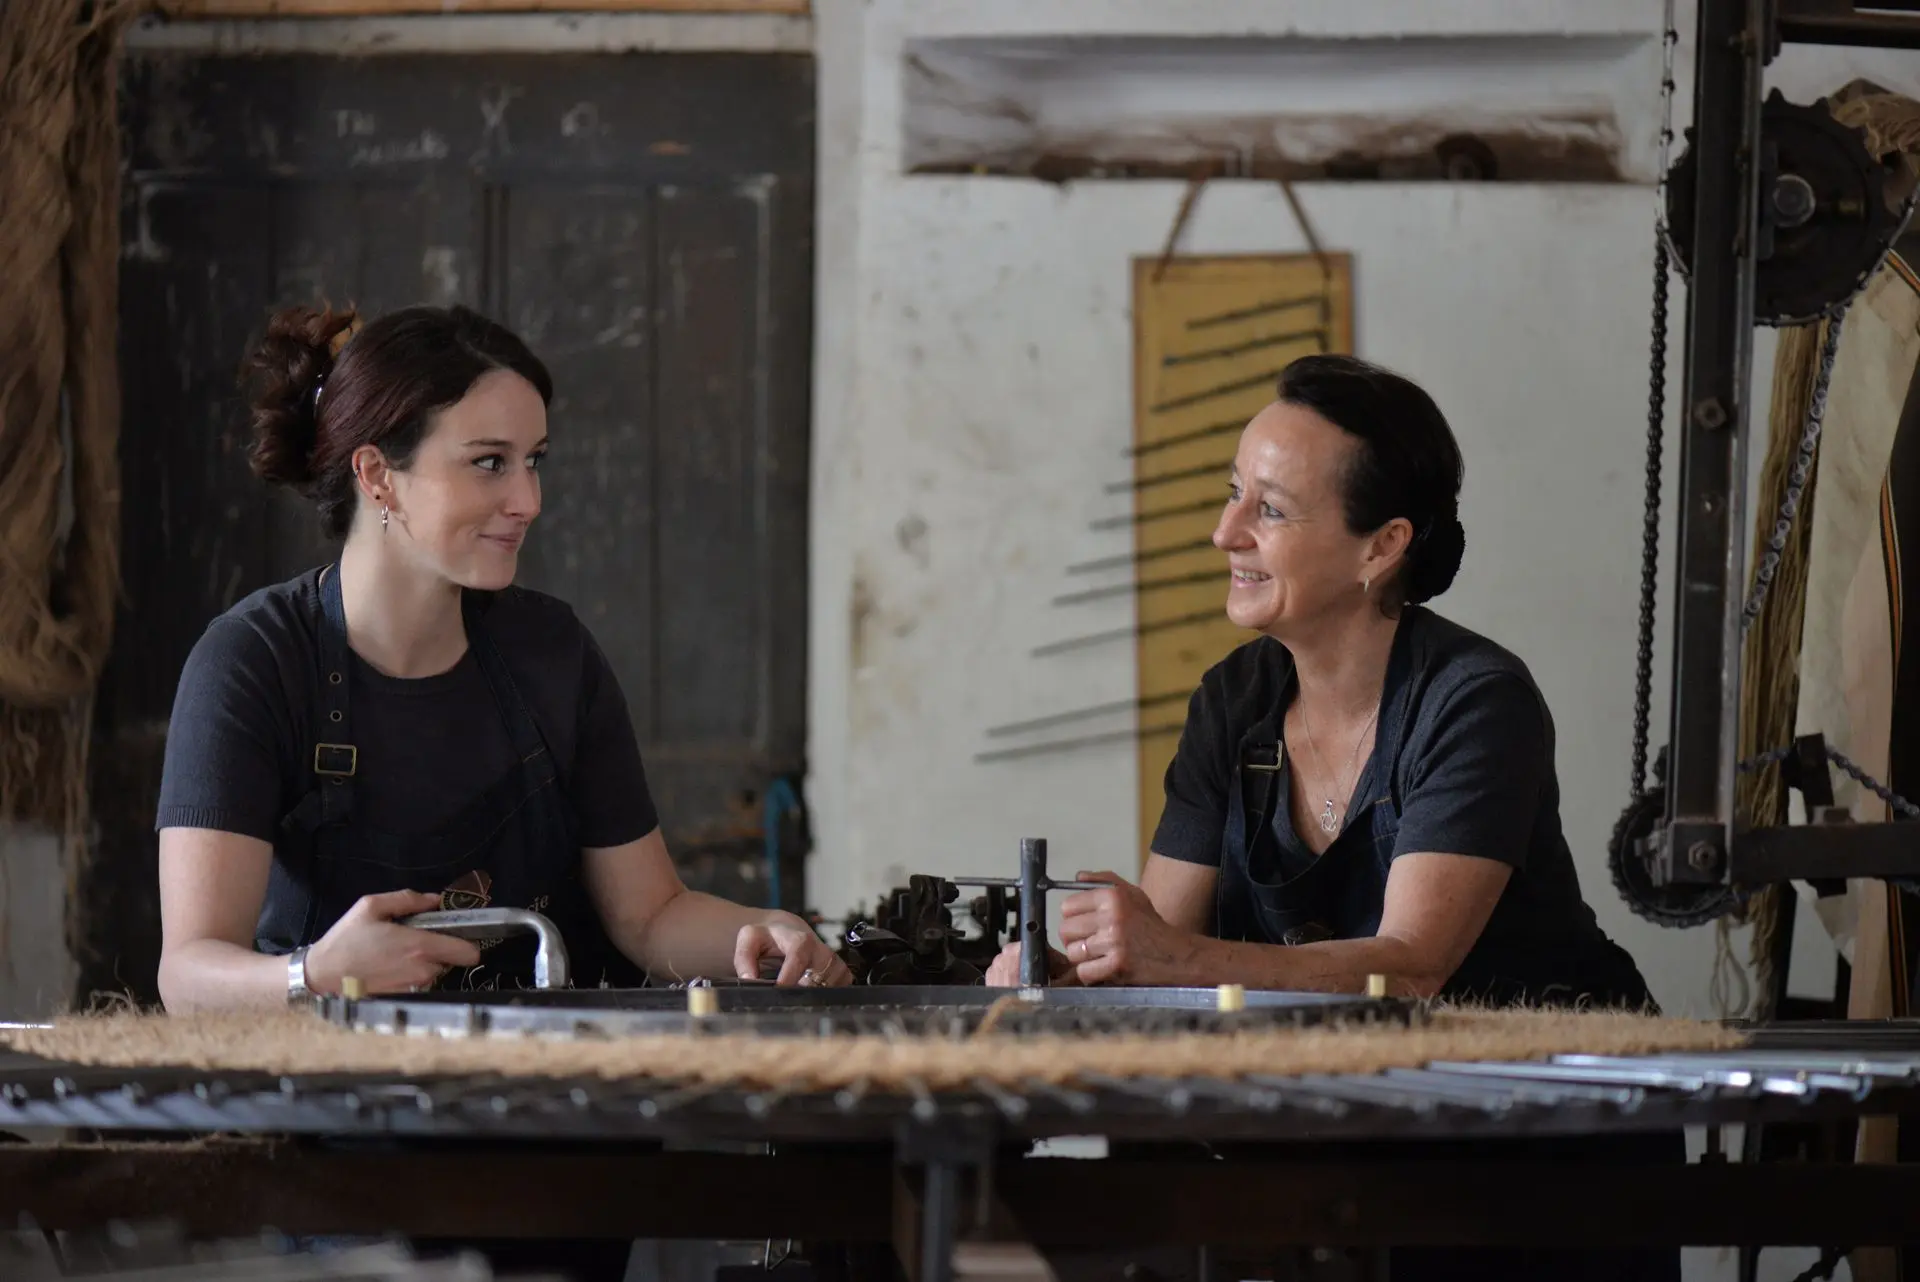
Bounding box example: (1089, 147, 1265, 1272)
(254, 565, 638, 990)
(1212, 637, 1653, 1010)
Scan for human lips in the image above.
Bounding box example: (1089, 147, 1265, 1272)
(481, 530, 525, 552)
(1229, 565, 1272, 588)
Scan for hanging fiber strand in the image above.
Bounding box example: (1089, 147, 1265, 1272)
(0, 0, 133, 851)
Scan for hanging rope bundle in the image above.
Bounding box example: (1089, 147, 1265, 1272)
(0, 0, 134, 841)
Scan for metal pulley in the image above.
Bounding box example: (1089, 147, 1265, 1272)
(1607, 749, 1737, 928)
(1664, 91, 1910, 326)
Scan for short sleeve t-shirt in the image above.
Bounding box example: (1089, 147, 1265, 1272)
(156, 567, 660, 853)
(1151, 606, 1649, 1007)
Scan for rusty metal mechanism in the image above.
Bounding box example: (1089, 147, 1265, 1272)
(836, 838, 1106, 987)
(1664, 90, 1911, 326)
(1621, 0, 1920, 921)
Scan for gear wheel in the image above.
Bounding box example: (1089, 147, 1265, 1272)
(1665, 90, 1908, 326)
(1608, 753, 1738, 929)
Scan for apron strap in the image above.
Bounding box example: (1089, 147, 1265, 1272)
(460, 594, 574, 868)
(461, 593, 558, 788)
(284, 563, 360, 834)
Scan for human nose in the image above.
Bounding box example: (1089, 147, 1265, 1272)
(506, 463, 541, 521)
(1213, 495, 1251, 551)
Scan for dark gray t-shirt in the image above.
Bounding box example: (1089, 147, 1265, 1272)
(1153, 606, 1645, 1004)
(156, 567, 659, 851)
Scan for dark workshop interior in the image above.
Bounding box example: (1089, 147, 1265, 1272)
(3, 2, 1920, 1281)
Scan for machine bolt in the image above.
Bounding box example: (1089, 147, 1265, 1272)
(1769, 173, 1816, 228)
(1693, 397, 1729, 429)
(1687, 840, 1720, 873)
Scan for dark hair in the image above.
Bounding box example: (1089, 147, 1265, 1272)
(1275, 353, 1466, 609)
(241, 302, 553, 538)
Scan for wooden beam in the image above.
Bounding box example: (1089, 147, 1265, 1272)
(154, 0, 809, 17)
(10, 1145, 1920, 1247)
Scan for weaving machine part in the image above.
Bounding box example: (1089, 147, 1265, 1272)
(1614, 67, 1920, 930)
(0, 1022, 1914, 1145)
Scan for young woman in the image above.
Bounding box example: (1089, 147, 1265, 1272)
(157, 302, 848, 1012)
(988, 354, 1652, 1011)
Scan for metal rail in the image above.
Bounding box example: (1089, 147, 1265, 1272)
(313, 983, 1408, 1041)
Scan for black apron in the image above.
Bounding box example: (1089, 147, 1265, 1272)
(1210, 644, 1681, 1282)
(1214, 641, 1653, 1011)
(254, 564, 636, 992)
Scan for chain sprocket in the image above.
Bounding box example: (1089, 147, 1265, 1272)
(1608, 753, 1739, 928)
(1665, 91, 1908, 326)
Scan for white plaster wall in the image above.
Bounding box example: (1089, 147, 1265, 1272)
(808, 0, 1903, 1028)
(0, 826, 74, 1022)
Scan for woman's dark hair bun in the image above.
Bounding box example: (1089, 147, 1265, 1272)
(1275, 353, 1468, 612)
(241, 303, 360, 491)
(1405, 513, 1465, 605)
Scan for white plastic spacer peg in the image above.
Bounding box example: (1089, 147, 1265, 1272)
(687, 987, 719, 1018)
(1216, 983, 1246, 1012)
(1365, 973, 1388, 999)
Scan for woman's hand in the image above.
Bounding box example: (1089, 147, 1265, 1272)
(982, 941, 1078, 987)
(1057, 871, 1207, 986)
(734, 913, 853, 987)
(306, 890, 483, 995)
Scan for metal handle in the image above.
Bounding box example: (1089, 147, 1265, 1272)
(1019, 838, 1049, 987)
(398, 908, 570, 990)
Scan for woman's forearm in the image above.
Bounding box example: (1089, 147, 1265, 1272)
(158, 939, 298, 1014)
(614, 888, 796, 982)
(1185, 934, 1448, 997)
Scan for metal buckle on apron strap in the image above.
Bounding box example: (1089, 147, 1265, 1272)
(1243, 742, 1284, 773)
(313, 743, 358, 777)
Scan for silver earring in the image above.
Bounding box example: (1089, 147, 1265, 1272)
(381, 506, 390, 531)
(1362, 576, 1371, 594)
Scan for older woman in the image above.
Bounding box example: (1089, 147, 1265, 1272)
(991, 353, 1677, 1282)
(989, 353, 1652, 1010)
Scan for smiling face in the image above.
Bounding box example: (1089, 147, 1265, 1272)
(1213, 400, 1410, 640)
(361, 368, 549, 591)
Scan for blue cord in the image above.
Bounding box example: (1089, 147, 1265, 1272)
(763, 777, 804, 911)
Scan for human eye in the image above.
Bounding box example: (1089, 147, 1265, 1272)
(1260, 501, 1284, 520)
(528, 449, 547, 472)
(474, 454, 506, 474)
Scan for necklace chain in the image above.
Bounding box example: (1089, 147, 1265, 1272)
(1297, 698, 1381, 836)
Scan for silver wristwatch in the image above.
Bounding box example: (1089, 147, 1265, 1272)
(286, 945, 315, 1007)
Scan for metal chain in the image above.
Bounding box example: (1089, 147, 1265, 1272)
(1631, 1, 1681, 801)
(1739, 313, 1844, 631)
(1739, 179, 1918, 628)
(1739, 742, 1920, 821)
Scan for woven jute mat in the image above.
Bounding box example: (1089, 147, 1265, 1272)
(1, 1008, 1743, 1089)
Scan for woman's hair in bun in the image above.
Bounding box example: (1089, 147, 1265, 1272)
(242, 303, 357, 490)
(1274, 353, 1467, 611)
(238, 301, 552, 538)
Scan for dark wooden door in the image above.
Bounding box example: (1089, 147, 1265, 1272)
(81, 52, 814, 1002)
